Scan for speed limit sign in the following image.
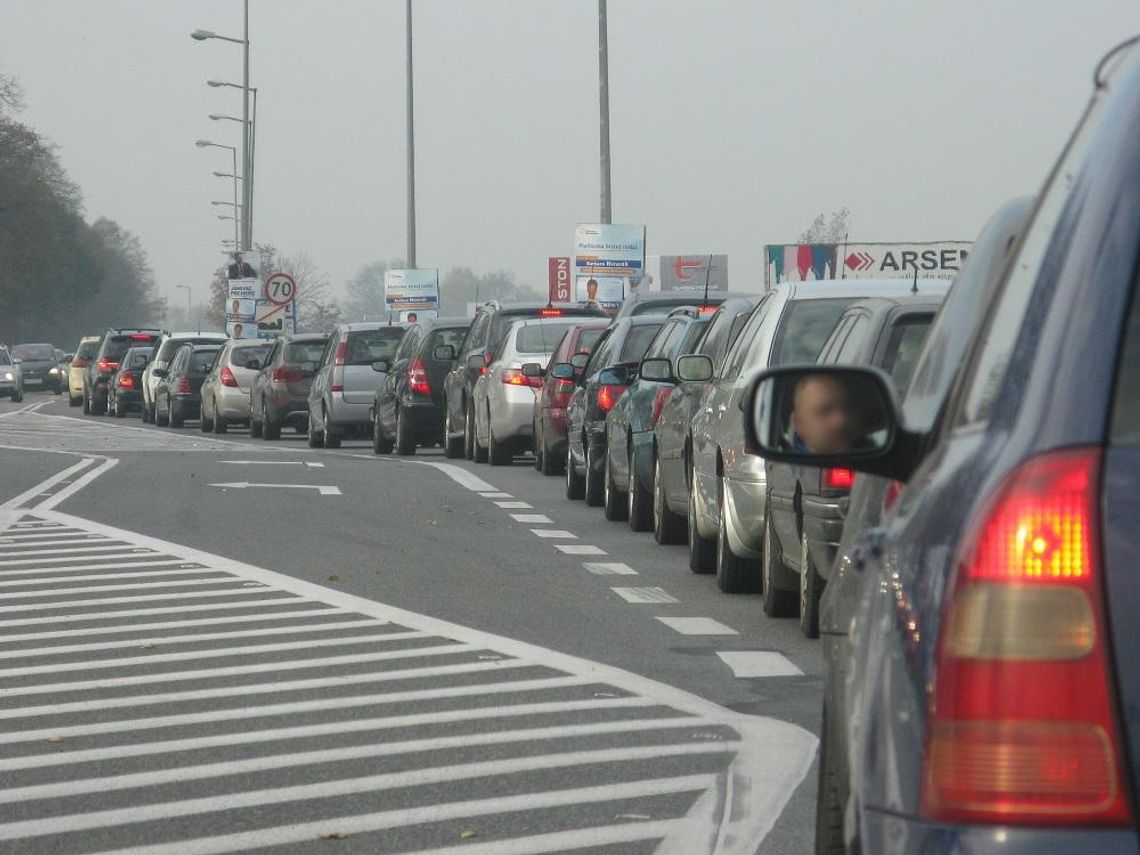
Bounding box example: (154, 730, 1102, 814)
(264, 272, 298, 306)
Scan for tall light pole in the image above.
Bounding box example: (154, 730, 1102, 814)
(405, 0, 417, 268)
(175, 285, 192, 328)
(197, 140, 240, 247)
(208, 81, 258, 250)
(598, 0, 612, 224)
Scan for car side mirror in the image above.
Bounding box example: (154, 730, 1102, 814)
(520, 362, 544, 378)
(433, 344, 456, 361)
(550, 362, 575, 380)
(466, 353, 488, 371)
(597, 365, 630, 386)
(245, 358, 262, 370)
(638, 357, 674, 383)
(372, 359, 391, 373)
(743, 365, 919, 481)
(675, 354, 713, 383)
(151, 368, 168, 379)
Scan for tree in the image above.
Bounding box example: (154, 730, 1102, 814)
(437, 266, 543, 315)
(342, 260, 403, 321)
(798, 207, 852, 244)
(276, 250, 342, 332)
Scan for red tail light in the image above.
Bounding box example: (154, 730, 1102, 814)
(884, 478, 905, 511)
(333, 341, 347, 366)
(407, 357, 431, 396)
(176, 376, 192, 394)
(551, 379, 575, 409)
(117, 373, 135, 388)
(97, 358, 119, 374)
(481, 353, 494, 375)
(331, 384, 344, 393)
(698, 305, 718, 314)
(538, 308, 564, 317)
(921, 447, 1131, 826)
(501, 369, 543, 389)
(220, 366, 238, 388)
(823, 467, 855, 490)
(272, 366, 303, 383)
(71, 357, 90, 368)
(651, 387, 673, 426)
(129, 334, 153, 341)
(597, 384, 626, 412)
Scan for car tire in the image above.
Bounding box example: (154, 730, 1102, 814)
(627, 447, 652, 532)
(762, 510, 798, 618)
(464, 403, 477, 461)
(533, 423, 543, 471)
(373, 414, 394, 454)
(565, 442, 585, 500)
(249, 403, 263, 438)
(716, 478, 760, 593)
(199, 401, 214, 432)
(603, 450, 627, 521)
(584, 443, 605, 507)
(10, 387, 21, 403)
(306, 412, 323, 448)
(395, 408, 416, 456)
(687, 476, 716, 573)
(212, 400, 227, 434)
(799, 530, 823, 638)
(154, 398, 169, 427)
(653, 455, 685, 544)
(472, 410, 489, 463)
(168, 401, 184, 429)
(488, 424, 511, 466)
(141, 403, 151, 423)
(816, 702, 846, 855)
(90, 395, 106, 416)
(82, 393, 91, 415)
(323, 418, 342, 449)
(443, 405, 463, 459)
(69, 394, 82, 408)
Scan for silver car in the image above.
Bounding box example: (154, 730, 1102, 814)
(199, 339, 274, 434)
(307, 323, 407, 448)
(472, 317, 584, 465)
(142, 332, 228, 424)
(0, 346, 23, 401)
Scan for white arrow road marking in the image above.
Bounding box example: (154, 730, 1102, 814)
(208, 481, 342, 495)
(218, 460, 325, 467)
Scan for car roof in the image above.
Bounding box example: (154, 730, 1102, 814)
(335, 322, 406, 332)
(281, 334, 328, 343)
(840, 294, 947, 315)
(230, 338, 273, 347)
(781, 278, 949, 301)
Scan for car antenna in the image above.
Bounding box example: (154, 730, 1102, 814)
(911, 269, 919, 294)
(702, 253, 713, 307)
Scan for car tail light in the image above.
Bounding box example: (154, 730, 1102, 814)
(651, 387, 673, 426)
(698, 305, 718, 314)
(481, 353, 494, 375)
(129, 334, 153, 341)
(272, 366, 303, 383)
(96, 358, 119, 374)
(823, 467, 855, 490)
(71, 357, 90, 368)
(538, 308, 564, 317)
(502, 369, 543, 389)
(884, 478, 905, 511)
(176, 376, 192, 394)
(408, 357, 431, 396)
(597, 384, 626, 412)
(921, 447, 1131, 826)
(118, 373, 135, 388)
(333, 340, 347, 366)
(551, 379, 575, 409)
(331, 384, 344, 393)
(220, 366, 238, 388)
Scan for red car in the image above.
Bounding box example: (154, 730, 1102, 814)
(532, 320, 608, 475)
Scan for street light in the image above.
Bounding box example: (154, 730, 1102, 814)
(212, 171, 240, 179)
(175, 285, 192, 329)
(207, 81, 258, 251)
(211, 200, 242, 208)
(208, 113, 246, 125)
(196, 140, 240, 247)
(192, 2, 251, 250)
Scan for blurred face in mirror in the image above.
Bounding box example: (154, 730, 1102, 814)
(793, 374, 853, 454)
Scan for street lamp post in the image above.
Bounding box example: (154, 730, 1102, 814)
(196, 140, 240, 247)
(405, 0, 416, 268)
(598, 0, 612, 225)
(208, 81, 257, 246)
(175, 285, 192, 329)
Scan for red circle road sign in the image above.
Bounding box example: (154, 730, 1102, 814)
(264, 272, 298, 306)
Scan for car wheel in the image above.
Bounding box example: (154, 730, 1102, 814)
(168, 400, 184, 429)
(472, 408, 489, 463)
(799, 529, 823, 638)
(533, 423, 543, 471)
(762, 509, 798, 618)
(155, 398, 169, 427)
(464, 403, 477, 461)
(373, 413, 394, 454)
(249, 402, 264, 438)
(82, 393, 91, 415)
(627, 446, 652, 532)
(306, 411, 323, 448)
(199, 400, 214, 432)
(90, 394, 106, 416)
(687, 475, 716, 573)
(603, 449, 627, 520)
(584, 442, 604, 507)
(69, 393, 82, 408)
(11, 386, 22, 403)
(716, 478, 760, 593)
(816, 702, 846, 855)
(565, 442, 585, 500)
(443, 404, 463, 459)
(487, 424, 511, 466)
(395, 408, 416, 456)
(322, 410, 342, 449)
(653, 455, 686, 544)
(212, 399, 227, 434)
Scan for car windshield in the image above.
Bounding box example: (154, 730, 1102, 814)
(76, 341, 99, 360)
(515, 321, 581, 354)
(619, 323, 665, 362)
(345, 328, 405, 365)
(771, 299, 854, 366)
(284, 341, 326, 364)
(12, 344, 54, 360)
(575, 327, 605, 354)
(0, 351, 11, 366)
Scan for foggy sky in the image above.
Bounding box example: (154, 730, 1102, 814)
(2, 0, 1136, 311)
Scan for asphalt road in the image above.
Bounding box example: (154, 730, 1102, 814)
(0, 392, 820, 855)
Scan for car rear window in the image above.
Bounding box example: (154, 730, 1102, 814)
(490, 308, 602, 353)
(1111, 283, 1140, 446)
(105, 335, 159, 361)
(231, 343, 273, 367)
(428, 328, 467, 356)
(122, 350, 151, 370)
(574, 327, 605, 355)
(76, 341, 99, 360)
(620, 323, 665, 362)
(190, 349, 220, 373)
(284, 342, 325, 364)
(12, 345, 54, 360)
(0, 351, 11, 366)
(882, 316, 934, 391)
(346, 329, 405, 365)
(771, 299, 853, 366)
(516, 322, 581, 354)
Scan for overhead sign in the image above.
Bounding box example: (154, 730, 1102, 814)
(548, 257, 571, 302)
(384, 269, 439, 313)
(646, 254, 729, 292)
(264, 271, 298, 306)
(227, 278, 259, 301)
(765, 241, 972, 284)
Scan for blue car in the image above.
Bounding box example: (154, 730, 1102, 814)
(746, 39, 1140, 854)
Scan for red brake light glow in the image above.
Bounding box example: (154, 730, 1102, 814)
(407, 357, 432, 396)
(333, 341, 347, 366)
(96, 358, 119, 374)
(698, 305, 717, 315)
(220, 366, 238, 388)
(538, 308, 564, 317)
(176, 376, 192, 394)
(501, 369, 543, 389)
(823, 467, 855, 490)
(597, 384, 626, 412)
(117, 374, 135, 388)
(884, 478, 905, 511)
(129, 334, 153, 342)
(921, 447, 1132, 826)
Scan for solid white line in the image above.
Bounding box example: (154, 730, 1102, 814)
(0, 567, 226, 587)
(393, 822, 683, 855)
(0, 576, 246, 600)
(555, 544, 606, 555)
(478, 491, 513, 498)
(35, 457, 118, 510)
(495, 500, 533, 509)
(218, 460, 324, 467)
(612, 587, 680, 604)
(510, 513, 551, 523)
(0, 559, 189, 576)
(583, 562, 638, 575)
(0, 642, 474, 696)
(0, 542, 131, 556)
(0, 630, 431, 678)
(0, 697, 661, 770)
(89, 775, 716, 855)
(0, 717, 713, 803)
(655, 617, 739, 635)
(0, 546, 156, 565)
(531, 529, 577, 539)
(0, 608, 345, 642)
(0, 586, 274, 614)
(0, 618, 388, 659)
(0, 534, 107, 545)
(0, 458, 96, 511)
(0, 596, 300, 627)
(0, 660, 537, 720)
(716, 651, 804, 678)
(0, 755, 723, 841)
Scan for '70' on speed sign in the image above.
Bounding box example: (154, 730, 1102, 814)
(264, 272, 298, 306)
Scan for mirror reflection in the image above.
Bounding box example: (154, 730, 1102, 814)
(754, 371, 892, 457)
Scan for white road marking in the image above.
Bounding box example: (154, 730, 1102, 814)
(479, 491, 513, 498)
(555, 544, 607, 555)
(655, 617, 740, 635)
(208, 481, 342, 495)
(35, 456, 118, 510)
(0, 456, 95, 510)
(495, 500, 533, 508)
(0, 576, 247, 599)
(0, 597, 301, 627)
(0, 567, 224, 585)
(531, 529, 577, 539)
(413, 460, 496, 491)
(0, 608, 345, 641)
(0, 586, 275, 614)
(612, 586, 680, 604)
(393, 822, 684, 855)
(717, 651, 804, 678)
(0, 542, 140, 559)
(510, 513, 551, 523)
(583, 561, 638, 575)
(218, 459, 325, 467)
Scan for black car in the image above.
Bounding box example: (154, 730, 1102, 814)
(442, 301, 609, 460)
(107, 346, 154, 418)
(85, 328, 163, 415)
(766, 293, 944, 638)
(373, 316, 471, 455)
(153, 342, 222, 428)
(564, 315, 667, 507)
(11, 343, 61, 393)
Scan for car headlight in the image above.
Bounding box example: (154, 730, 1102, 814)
(3, 372, 12, 381)
(49, 367, 59, 374)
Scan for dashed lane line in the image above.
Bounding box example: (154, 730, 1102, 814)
(584, 561, 639, 575)
(717, 651, 805, 678)
(530, 529, 578, 539)
(612, 586, 681, 604)
(555, 543, 607, 555)
(656, 617, 740, 636)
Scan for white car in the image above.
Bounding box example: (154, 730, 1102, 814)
(472, 317, 585, 465)
(199, 339, 274, 434)
(68, 336, 100, 406)
(0, 347, 23, 402)
(142, 332, 228, 423)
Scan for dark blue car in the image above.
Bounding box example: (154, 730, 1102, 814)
(747, 39, 1140, 853)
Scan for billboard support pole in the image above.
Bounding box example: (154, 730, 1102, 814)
(598, 0, 612, 225)
(405, 0, 417, 269)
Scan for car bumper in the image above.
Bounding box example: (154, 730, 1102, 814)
(215, 386, 253, 420)
(326, 395, 373, 428)
(112, 390, 143, 408)
(403, 400, 444, 438)
(724, 474, 768, 557)
(489, 388, 538, 441)
(802, 496, 845, 580)
(69, 372, 85, 397)
(265, 394, 310, 425)
(170, 396, 201, 418)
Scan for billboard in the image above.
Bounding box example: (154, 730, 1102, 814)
(765, 241, 971, 284)
(385, 269, 439, 313)
(574, 224, 645, 310)
(548, 257, 572, 302)
(227, 278, 260, 301)
(645, 254, 729, 292)
(254, 301, 295, 339)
